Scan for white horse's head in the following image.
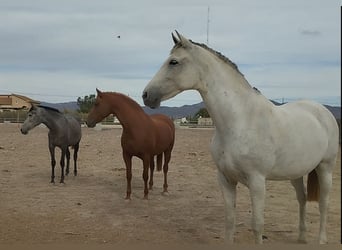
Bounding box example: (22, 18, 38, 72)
(142, 31, 203, 108)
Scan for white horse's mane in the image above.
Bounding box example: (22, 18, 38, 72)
(189, 40, 244, 77)
(187, 40, 260, 92)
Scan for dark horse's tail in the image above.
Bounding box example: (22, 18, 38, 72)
(156, 154, 163, 171)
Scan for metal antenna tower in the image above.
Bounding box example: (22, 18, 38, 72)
(206, 6, 210, 45)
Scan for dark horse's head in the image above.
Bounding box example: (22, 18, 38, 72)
(86, 88, 112, 128)
(20, 105, 42, 135)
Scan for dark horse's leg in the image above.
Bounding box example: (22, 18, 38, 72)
(123, 151, 132, 200)
(49, 144, 56, 183)
(149, 156, 155, 190)
(59, 146, 67, 183)
(65, 147, 70, 176)
(73, 142, 80, 176)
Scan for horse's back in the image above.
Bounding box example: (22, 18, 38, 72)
(150, 114, 175, 146)
(300, 100, 338, 153)
(281, 100, 338, 139)
(151, 114, 175, 130)
(65, 114, 82, 143)
(276, 100, 339, 164)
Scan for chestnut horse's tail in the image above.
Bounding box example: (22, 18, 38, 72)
(307, 170, 320, 202)
(156, 154, 163, 171)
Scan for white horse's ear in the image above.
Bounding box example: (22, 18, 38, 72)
(172, 31, 179, 45)
(172, 30, 192, 48)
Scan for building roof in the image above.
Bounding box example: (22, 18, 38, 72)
(14, 94, 40, 104)
(0, 93, 40, 109)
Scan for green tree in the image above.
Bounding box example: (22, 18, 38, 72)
(77, 94, 96, 113)
(194, 107, 210, 118)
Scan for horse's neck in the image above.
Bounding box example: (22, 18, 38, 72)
(108, 96, 149, 133)
(41, 110, 64, 132)
(198, 63, 273, 134)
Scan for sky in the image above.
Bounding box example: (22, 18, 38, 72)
(0, 0, 341, 107)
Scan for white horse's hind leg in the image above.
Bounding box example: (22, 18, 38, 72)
(217, 171, 237, 242)
(315, 163, 333, 244)
(291, 178, 307, 243)
(248, 175, 266, 244)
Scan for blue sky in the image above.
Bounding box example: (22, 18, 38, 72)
(0, 0, 340, 106)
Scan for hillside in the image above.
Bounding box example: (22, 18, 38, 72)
(40, 101, 207, 118)
(41, 101, 341, 120)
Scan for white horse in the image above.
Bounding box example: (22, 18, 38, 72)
(142, 31, 339, 244)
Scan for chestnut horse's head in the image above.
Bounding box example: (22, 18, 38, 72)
(86, 88, 112, 128)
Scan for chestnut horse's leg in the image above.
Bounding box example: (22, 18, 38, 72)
(142, 156, 150, 199)
(162, 149, 172, 193)
(149, 156, 155, 190)
(123, 151, 132, 199)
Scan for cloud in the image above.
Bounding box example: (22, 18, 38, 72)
(0, 0, 340, 106)
(300, 29, 321, 36)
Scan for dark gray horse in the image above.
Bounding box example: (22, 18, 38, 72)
(21, 105, 82, 183)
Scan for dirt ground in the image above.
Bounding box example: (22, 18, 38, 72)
(0, 123, 340, 244)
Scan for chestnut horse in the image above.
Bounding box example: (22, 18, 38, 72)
(87, 89, 175, 200)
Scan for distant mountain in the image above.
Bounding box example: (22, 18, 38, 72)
(41, 100, 340, 120)
(271, 101, 340, 119)
(324, 105, 341, 119)
(40, 101, 206, 118)
(142, 102, 206, 118)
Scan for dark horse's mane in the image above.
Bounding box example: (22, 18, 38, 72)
(29, 104, 61, 113)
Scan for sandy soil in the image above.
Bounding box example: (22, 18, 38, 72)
(0, 123, 340, 244)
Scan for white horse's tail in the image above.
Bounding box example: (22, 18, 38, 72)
(307, 170, 320, 201)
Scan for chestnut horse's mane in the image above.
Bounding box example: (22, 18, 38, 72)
(104, 92, 145, 113)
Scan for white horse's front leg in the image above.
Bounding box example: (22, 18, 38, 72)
(248, 175, 266, 244)
(217, 170, 237, 242)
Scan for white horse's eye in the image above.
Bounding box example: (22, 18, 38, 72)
(169, 59, 178, 65)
